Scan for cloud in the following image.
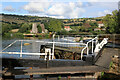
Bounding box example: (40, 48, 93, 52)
(0, 4, 2, 7)
(98, 10, 112, 16)
(47, 2, 85, 18)
(23, 2, 50, 13)
(2, 0, 53, 2)
(23, 2, 85, 18)
(22, 2, 85, 18)
(2, 0, 120, 2)
(2, 1, 118, 18)
(3, 5, 16, 12)
(0, 4, 2, 12)
(47, 3, 71, 16)
(86, 0, 119, 2)
(98, 2, 118, 10)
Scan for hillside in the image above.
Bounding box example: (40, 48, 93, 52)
(1, 13, 53, 24)
(1, 13, 105, 36)
(1, 13, 104, 25)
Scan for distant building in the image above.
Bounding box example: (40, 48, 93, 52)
(94, 27, 106, 31)
(31, 23, 38, 33)
(40, 24, 45, 33)
(83, 23, 91, 28)
(31, 23, 48, 34)
(91, 20, 96, 22)
(97, 21, 104, 28)
(64, 26, 72, 31)
(87, 19, 96, 22)
(94, 28, 101, 31)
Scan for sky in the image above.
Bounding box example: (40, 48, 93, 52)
(1, 0, 120, 19)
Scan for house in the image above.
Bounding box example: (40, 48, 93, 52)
(91, 20, 96, 22)
(94, 27, 106, 31)
(97, 21, 104, 28)
(82, 23, 91, 28)
(94, 28, 101, 31)
(64, 26, 72, 31)
(87, 19, 96, 22)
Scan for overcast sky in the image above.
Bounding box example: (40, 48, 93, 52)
(1, 0, 119, 19)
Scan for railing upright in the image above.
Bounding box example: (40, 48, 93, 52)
(92, 40, 94, 53)
(52, 34, 55, 60)
(20, 41, 22, 57)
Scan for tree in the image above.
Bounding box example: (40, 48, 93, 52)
(103, 10, 120, 34)
(2, 23, 12, 35)
(19, 23, 30, 33)
(48, 20, 62, 32)
(11, 24, 20, 29)
(57, 30, 69, 35)
(44, 22, 49, 30)
(79, 26, 86, 32)
(37, 24, 42, 33)
(89, 22, 98, 27)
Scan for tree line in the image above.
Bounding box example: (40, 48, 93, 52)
(103, 10, 120, 34)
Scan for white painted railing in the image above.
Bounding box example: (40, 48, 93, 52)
(94, 38, 108, 57)
(1, 39, 86, 60)
(0, 36, 108, 61)
(80, 37, 98, 60)
(80, 37, 108, 60)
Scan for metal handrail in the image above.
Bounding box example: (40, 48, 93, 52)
(80, 37, 98, 60)
(1, 36, 106, 61)
(2, 40, 17, 52)
(81, 45, 87, 60)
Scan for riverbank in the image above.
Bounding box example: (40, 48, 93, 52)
(2, 33, 52, 40)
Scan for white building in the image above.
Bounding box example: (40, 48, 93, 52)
(64, 26, 72, 31)
(97, 21, 104, 28)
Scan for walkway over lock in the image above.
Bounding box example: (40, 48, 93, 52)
(1, 34, 120, 79)
(1, 35, 108, 61)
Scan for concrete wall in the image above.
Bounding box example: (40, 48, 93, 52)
(2, 58, 91, 69)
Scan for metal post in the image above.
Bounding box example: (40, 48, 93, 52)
(92, 40, 94, 54)
(45, 53, 47, 60)
(87, 43, 89, 55)
(62, 35, 64, 39)
(49, 51, 51, 60)
(81, 52, 83, 60)
(52, 34, 55, 60)
(95, 37, 98, 46)
(52, 43, 55, 59)
(58, 35, 60, 40)
(20, 41, 22, 57)
(113, 34, 115, 48)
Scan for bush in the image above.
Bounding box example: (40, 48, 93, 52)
(56, 30, 69, 35)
